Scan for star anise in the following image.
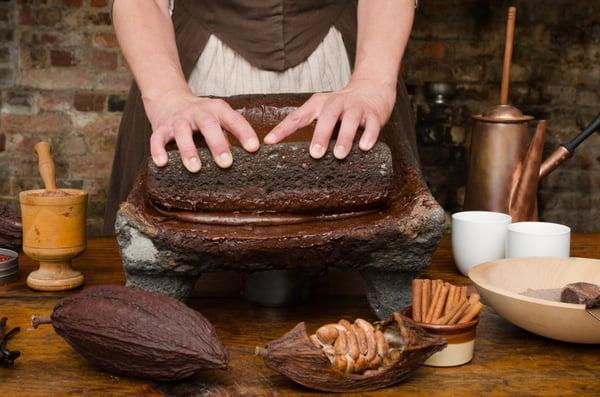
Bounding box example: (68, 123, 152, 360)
(1, 317, 20, 367)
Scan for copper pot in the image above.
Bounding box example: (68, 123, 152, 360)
(464, 105, 533, 215)
(463, 7, 600, 222)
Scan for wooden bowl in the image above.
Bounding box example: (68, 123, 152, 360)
(468, 257, 600, 344)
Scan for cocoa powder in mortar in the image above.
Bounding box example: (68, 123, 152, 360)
(29, 190, 72, 197)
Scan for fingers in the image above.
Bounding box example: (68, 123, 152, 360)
(265, 95, 321, 144)
(193, 112, 233, 168)
(173, 119, 201, 172)
(359, 114, 381, 151)
(333, 108, 362, 159)
(150, 126, 170, 167)
(218, 105, 260, 152)
(310, 98, 344, 159)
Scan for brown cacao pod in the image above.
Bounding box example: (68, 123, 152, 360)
(33, 285, 228, 381)
(256, 312, 446, 392)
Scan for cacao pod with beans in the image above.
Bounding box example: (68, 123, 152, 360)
(256, 312, 446, 392)
(32, 285, 228, 381)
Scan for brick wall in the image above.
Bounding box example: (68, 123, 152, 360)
(0, 0, 599, 234)
(0, 0, 128, 235)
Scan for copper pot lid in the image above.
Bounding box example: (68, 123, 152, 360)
(472, 104, 534, 123)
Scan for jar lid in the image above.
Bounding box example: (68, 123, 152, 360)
(472, 104, 534, 123)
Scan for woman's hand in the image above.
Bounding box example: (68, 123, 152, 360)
(145, 89, 259, 172)
(265, 0, 414, 159)
(264, 78, 396, 159)
(113, 0, 259, 172)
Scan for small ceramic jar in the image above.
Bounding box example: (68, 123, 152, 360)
(0, 248, 19, 285)
(401, 306, 479, 367)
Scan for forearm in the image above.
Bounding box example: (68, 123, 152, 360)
(352, 0, 415, 89)
(112, 0, 190, 115)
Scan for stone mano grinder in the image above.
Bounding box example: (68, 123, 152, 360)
(115, 94, 445, 319)
(464, 7, 600, 222)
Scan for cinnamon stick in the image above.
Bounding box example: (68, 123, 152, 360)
(412, 279, 423, 323)
(451, 288, 458, 308)
(421, 279, 431, 321)
(458, 302, 484, 323)
(435, 297, 465, 325)
(448, 300, 470, 325)
(445, 285, 458, 315)
(431, 280, 441, 303)
(459, 286, 468, 304)
(425, 282, 443, 323)
(431, 284, 450, 322)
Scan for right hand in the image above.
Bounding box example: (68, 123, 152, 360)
(145, 89, 259, 172)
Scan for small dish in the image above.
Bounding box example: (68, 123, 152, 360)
(0, 248, 19, 285)
(400, 306, 479, 367)
(469, 257, 600, 343)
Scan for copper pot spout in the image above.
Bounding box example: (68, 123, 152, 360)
(510, 121, 546, 222)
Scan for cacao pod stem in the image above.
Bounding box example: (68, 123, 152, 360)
(255, 346, 268, 357)
(31, 315, 52, 329)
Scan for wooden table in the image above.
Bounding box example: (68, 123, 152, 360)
(1, 235, 599, 396)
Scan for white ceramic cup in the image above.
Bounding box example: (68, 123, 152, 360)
(506, 221, 570, 258)
(452, 211, 512, 276)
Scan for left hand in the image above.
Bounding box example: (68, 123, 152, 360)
(264, 78, 396, 159)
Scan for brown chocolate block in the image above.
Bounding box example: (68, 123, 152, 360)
(147, 142, 393, 214)
(561, 282, 600, 308)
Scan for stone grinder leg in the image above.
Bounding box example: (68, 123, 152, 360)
(123, 271, 198, 300)
(360, 269, 418, 320)
(116, 214, 200, 299)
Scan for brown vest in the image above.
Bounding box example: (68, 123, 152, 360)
(103, 0, 415, 235)
(175, 0, 357, 72)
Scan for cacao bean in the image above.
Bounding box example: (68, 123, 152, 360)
(355, 326, 368, 355)
(315, 324, 339, 345)
(255, 312, 446, 392)
(32, 285, 228, 381)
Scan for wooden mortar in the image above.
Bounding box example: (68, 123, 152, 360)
(19, 142, 87, 291)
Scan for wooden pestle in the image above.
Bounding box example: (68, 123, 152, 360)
(34, 142, 57, 191)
